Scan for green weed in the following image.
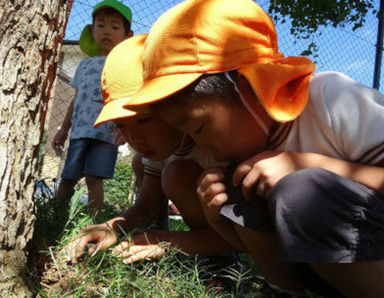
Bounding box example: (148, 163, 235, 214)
(29, 164, 268, 297)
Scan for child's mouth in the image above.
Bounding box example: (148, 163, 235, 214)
(102, 38, 112, 44)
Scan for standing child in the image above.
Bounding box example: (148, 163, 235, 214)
(52, 0, 133, 222)
(123, 0, 384, 297)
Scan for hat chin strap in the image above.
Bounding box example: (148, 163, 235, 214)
(224, 72, 269, 136)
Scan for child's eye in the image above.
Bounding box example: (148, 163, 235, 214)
(137, 116, 153, 124)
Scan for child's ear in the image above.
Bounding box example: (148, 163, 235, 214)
(236, 74, 272, 122)
(236, 74, 263, 110)
(126, 30, 133, 38)
(236, 74, 254, 99)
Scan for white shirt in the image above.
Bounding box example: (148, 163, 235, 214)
(269, 71, 384, 165)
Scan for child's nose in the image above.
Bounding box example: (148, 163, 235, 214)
(103, 29, 111, 36)
(128, 131, 145, 143)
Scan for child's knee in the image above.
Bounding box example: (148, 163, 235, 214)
(269, 168, 337, 228)
(162, 159, 202, 199)
(85, 175, 103, 187)
(59, 178, 77, 189)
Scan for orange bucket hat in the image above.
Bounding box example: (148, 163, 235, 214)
(124, 0, 315, 122)
(94, 34, 147, 127)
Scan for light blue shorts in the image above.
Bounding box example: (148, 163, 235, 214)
(61, 138, 118, 180)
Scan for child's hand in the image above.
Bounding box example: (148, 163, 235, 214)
(65, 222, 118, 264)
(233, 151, 300, 200)
(197, 167, 227, 225)
(51, 128, 68, 152)
(112, 231, 169, 264)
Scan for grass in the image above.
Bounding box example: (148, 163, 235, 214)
(29, 175, 270, 297)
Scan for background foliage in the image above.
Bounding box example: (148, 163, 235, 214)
(269, 0, 377, 56)
(104, 161, 135, 213)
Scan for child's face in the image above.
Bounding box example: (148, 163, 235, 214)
(115, 113, 183, 161)
(93, 11, 129, 55)
(157, 96, 269, 162)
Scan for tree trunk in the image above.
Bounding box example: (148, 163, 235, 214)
(0, 0, 73, 296)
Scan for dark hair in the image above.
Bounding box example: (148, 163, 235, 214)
(154, 71, 240, 110)
(93, 7, 131, 34)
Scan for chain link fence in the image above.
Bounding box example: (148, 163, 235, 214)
(39, 0, 383, 180)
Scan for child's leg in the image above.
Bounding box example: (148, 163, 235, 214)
(313, 261, 384, 298)
(85, 174, 104, 220)
(56, 139, 88, 227)
(55, 178, 77, 226)
(217, 164, 305, 293)
(162, 159, 239, 255)
(269, 168, 384, 297)
(55, 178, 77, 206)
(167, 160, 302, 289)
(84, 139, 118, 221)
(234, 224, 305, 293)
(162, 159, 207, 229)
(132, 153, 168, 229)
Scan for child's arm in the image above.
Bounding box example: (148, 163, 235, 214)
(232, 150, 384, 200)
(112, 228, 235, 264)
(116, 173, 167, 230)
(51, 96, 75, 151)
(110, 165, 244, 264)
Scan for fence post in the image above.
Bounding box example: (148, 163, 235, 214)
(373, 0, 384, 89)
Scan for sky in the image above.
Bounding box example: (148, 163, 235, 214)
(64, 0, 383, 91)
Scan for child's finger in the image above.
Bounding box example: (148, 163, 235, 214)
(66, 237, 87, 264)
(197, 182, 226, 204)
(198, 167, 224, 182)
(111, 240, 130, 255)
(232, 163, 253, 187)
(197, 169, 225, 192)
(66, 229, 104, 263)
(255, 181, 269, 199)
(89, 243, 102, 257)
(122, 245, 164, 264)
(88, 237, 110, 256)
(206, 192, 228, 209)
(241, 168, 261, 201)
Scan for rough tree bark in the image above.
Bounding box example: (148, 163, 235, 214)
(0, 0, 73, 296)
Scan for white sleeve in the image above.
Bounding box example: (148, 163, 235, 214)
(311, 72, 384, 165)
(142, 157, 164, 177)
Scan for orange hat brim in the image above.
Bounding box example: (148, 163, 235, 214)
(94, 97, 137, 127)
(94, 34, 148, 127)
(124, 72, 203, 108)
